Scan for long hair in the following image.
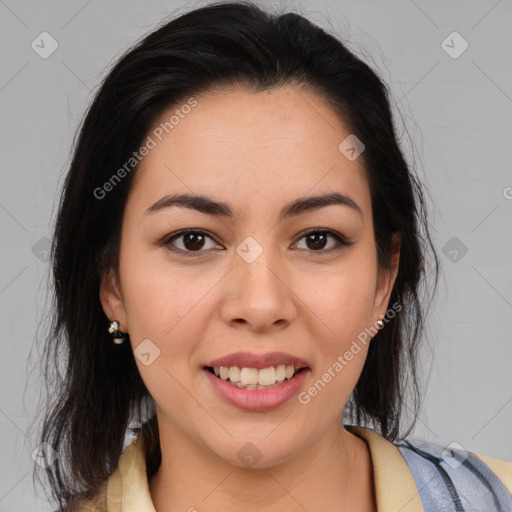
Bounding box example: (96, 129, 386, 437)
(31, 1, 440, 509)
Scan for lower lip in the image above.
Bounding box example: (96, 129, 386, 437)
(203, 368, 309, 412)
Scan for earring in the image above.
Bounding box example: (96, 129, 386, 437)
(376, 319, 384, 329)
(108, 320, 127, 344)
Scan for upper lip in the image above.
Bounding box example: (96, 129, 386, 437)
(206, 351, 309, 370)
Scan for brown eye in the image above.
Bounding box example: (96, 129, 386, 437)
(164, 230, 221, 256)
(305, 232, 328, 250)
(160, 228, 353, 258)
(294, 229, 353, 254)
(181, 232, 206, 251)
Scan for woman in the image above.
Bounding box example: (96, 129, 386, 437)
(34, 2, 512, 511)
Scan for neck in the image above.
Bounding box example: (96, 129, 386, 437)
(149, 418, 376, 512)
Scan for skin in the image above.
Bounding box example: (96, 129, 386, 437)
(100, 84, 400, 512)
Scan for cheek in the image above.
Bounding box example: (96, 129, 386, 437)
(120, 258, 209, 401)
(119, 242, 218, 351)
(303, 268, 375, 406)
(301, 251, 377, 346)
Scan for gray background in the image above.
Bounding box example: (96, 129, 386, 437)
(1, 0, 511, 509)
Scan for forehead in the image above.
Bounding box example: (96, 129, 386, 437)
(129, 85, 370, 220)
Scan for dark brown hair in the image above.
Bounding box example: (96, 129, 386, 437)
(32, 1, 440, 509)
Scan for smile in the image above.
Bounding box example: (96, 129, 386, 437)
(206, 365, 306, 390)
(203, 365, 310, 412)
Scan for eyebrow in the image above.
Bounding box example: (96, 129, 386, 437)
(145, 192, 363, 222)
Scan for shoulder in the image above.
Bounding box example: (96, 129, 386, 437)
(395, 437, 512, 511)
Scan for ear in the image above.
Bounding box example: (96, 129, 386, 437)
(373, 233, 401, 319)
(99, 267, 129, 332)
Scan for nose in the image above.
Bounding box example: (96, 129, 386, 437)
(219, 246, 297, 333)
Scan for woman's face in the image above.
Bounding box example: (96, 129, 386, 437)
(101, 84, 399, 467)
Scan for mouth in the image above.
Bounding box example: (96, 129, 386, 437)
(203, 351, 311, 411)
(204, 365, 308, 390)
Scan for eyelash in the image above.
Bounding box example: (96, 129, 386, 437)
(158, 228, 354, 258)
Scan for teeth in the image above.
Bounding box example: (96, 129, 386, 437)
(228, 366, 241, 382)
(285, 365, 295, 379)
(258, 367, 276, 386)
(240, 367, 258, 386)
(212, 364, 301, 388)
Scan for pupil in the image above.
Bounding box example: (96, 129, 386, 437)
(184, 232, 204, 250)
(308, 233, 326, 250)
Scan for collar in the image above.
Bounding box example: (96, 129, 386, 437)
(106, 425, 423, 511)
(346, 425, 423, 511)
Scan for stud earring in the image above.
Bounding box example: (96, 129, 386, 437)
(376, 319, 384, 329)
(108, 320, 127, 344)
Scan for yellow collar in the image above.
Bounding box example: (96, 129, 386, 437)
(106, 426, 423, 512)
(346, 425, 423, 511)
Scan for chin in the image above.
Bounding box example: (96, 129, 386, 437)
(201, 430, 305, 470)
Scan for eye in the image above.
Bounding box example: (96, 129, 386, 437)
(159, 228, 353, 258)
(162, 229, 222, 257)
(293, 229, 354, 255)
